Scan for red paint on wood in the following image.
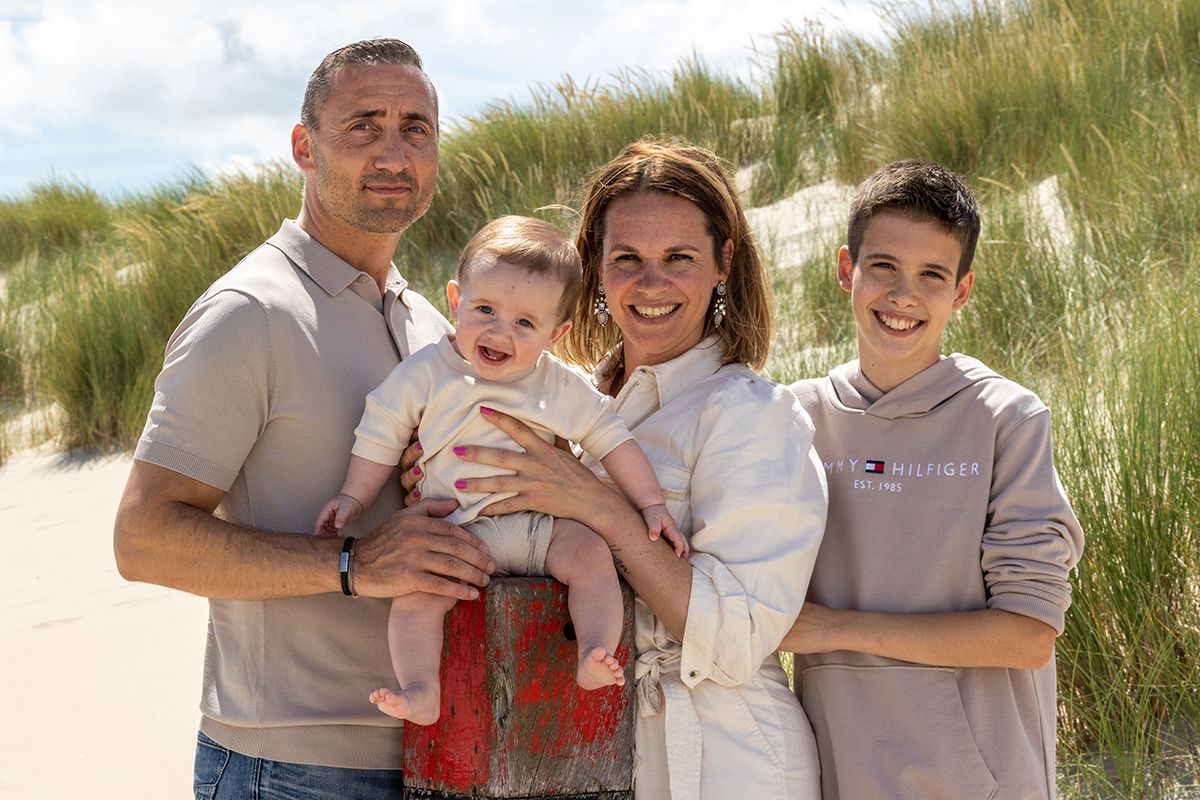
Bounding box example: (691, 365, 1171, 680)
(403, 577, 635, 797)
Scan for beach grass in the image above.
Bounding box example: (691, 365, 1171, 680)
(2, 0, 1198, 790)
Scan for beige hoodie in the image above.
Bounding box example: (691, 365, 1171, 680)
(791, 354, 1084, 800)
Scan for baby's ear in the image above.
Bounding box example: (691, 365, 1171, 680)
(549, 319, 572, 345)
(446, 280, 461, 319)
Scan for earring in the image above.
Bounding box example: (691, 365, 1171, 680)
(712, 281, 728, 327)
(593, 284, 610, 326)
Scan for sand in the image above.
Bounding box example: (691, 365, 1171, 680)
(0, 447, 208, 798)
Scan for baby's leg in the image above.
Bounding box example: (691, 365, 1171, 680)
(544, 519, 625, 690)
(370, 592, 458, 725)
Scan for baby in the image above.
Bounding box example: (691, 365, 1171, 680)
(315, 215, 686, 725)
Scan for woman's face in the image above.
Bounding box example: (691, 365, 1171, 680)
(600, 191, 731, 371)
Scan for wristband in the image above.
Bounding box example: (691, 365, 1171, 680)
(339, 536, 358, 598)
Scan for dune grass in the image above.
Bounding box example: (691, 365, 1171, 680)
(2, 0, 1198, 791)
(0, 180, 113, 269)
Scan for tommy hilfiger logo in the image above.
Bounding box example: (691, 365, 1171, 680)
(821, 458, 983, 479)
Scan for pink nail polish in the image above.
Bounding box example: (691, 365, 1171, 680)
(453, 446, 467, 455)
(411, 489, 421, 499)
(480, 406, 494, 415)
(412, 466, 422, 477)
(455, 480, 468, 489)
(414, 442, 423, 453)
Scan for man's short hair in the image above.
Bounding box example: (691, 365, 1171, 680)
(458, 216, 582, 323)
(301, 38, 436, 130)
(847, 159, 981, 280)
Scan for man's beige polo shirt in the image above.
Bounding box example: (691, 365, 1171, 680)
(135, 220, 451, 769)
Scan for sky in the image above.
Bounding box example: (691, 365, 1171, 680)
(0, 0, 888, 199)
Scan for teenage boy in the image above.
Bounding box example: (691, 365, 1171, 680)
(783, 159, 1084, 799)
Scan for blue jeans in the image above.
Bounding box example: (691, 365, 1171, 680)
(193, 731, 404, 799)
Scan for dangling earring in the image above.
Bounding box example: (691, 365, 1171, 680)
(712, 281, 728, 327)
(593, 284, 610, 326)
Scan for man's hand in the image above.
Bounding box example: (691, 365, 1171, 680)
(353, 498, 495, 600)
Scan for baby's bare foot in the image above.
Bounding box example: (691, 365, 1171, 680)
(369, 684, 441, 725)
(577, 646, 625, 690)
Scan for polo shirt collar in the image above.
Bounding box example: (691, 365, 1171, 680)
(266, 219, 408, 298)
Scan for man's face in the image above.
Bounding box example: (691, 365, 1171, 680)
(299, 63, 438, 234)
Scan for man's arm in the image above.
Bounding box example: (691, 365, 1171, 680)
(782, 602, 1057, 670)
(114, 460, 493, 601)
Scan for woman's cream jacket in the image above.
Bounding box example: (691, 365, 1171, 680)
(582, 338, 828, 799)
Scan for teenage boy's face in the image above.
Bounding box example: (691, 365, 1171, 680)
(447, 259, 571, 382)
(838, 210, 974, 392)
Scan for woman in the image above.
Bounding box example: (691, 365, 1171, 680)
(453, 139, 828, 798)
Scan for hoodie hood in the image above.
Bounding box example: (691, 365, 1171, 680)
(828, 353, 999, 420)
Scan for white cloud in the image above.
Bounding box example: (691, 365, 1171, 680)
(0, 0, 886, 195)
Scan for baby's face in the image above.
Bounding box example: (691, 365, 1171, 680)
(448, 259, 571, 381)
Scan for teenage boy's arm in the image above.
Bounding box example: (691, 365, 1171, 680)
(114, 460, 493, 601)
(785, 403, 1083, 671)
(782, 602, 1057, 670)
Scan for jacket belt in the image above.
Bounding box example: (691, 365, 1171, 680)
(635, 648, 702, 799)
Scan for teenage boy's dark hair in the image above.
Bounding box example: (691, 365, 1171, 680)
(847, 160, 981, 281)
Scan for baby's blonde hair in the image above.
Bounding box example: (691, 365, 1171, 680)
(458, 216, 582, 322)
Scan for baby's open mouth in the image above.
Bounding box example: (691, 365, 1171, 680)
(478, 345, 511, 363)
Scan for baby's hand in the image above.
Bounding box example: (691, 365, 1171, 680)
(313, 494, 365, 538)
(641, 503, 688, 558)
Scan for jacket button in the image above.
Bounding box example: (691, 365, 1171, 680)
(689, 670, 697, 678)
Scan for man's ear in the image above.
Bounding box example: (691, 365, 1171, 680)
(952, 270, 975, 312)
(446, 280, 461, 321)
(548, 319, 572, 346)
(291, 124, 314, 173)
(836, 246, 854, 293)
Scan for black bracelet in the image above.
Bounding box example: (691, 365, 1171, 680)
(339, 536, 358, 598)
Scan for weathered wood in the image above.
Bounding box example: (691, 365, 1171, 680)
(403, 577, 635, 799)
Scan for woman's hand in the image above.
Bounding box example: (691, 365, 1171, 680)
(398, 436, 424, 506)
(453, 407, 624, 523)
(456, 406, 695, 640)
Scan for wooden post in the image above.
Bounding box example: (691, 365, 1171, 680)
(403, 577, 635, 799)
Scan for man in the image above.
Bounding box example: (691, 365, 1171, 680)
(114, 39, 495, 797)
